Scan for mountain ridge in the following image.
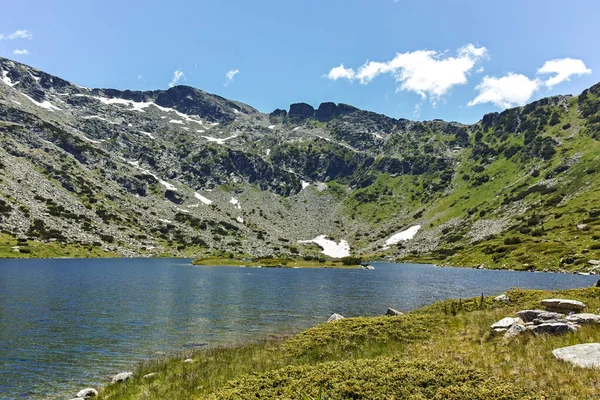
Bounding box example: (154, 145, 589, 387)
(1, 56, 600, 273)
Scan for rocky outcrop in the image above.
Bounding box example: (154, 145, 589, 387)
(288, 103, 315, 118)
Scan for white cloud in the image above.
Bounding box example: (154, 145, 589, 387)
(326, 64, 355, 80)
(537, 58, 591, 88)
(325, 44, 487, 102)
(413, 103, 421, 118)
(137, 74, 146, 81)
(12, 49, 29, 55)
(168, 70, 184, 88)
(468, 73, 541, 109)
(224, 69, 239, 86)
(0, 30, 33, 40)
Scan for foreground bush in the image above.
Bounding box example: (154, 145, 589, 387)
(207, 358, 538, 400)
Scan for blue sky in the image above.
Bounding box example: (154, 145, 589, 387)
(0, 0, 597, 123)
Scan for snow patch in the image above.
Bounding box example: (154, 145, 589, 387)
(194, 192, 213, 205)
(10, 99, 21, 105)
(383, 225, 421, 249)
(169, 119, 184, 124)
(127, 161, 177, 191)
(301, 180, 310, 190)
(139, 131, 155, 139)
(299, 235, 351, 258)
(202, 135, 238, 145)
(1, 71, 18, 87)
(372, 132, 384, 139)
(159, 219, 172, 224)
(236, 216, 244, 223)
(81, 135, 105, 144)
(267, 125, 275, 130)
(266, 149, 271, 156)
(230, 197, 241, 210)
(21, 94, 61, 111)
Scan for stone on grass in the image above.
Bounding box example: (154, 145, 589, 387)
(494, 294, 510, 302)
(143, 372, 157, 380)
(491, 317, 518, 330)
(589, 260, 600, 266)
(540, 299, 586, 313)
(565, 313, 600, 325)
(183, 358, 194, 363)
(327, 313, 344, 322)
(553, 343, 600, 368)
(386, 308, 403, 316)
(504, 323, 528, 339)
(528, 322, 577, 335)
(111, 371, 133, 383)
(76, 388, 98, 398)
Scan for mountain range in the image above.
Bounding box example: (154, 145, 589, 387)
(1, 56, 599, 272)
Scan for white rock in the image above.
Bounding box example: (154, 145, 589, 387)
(111, 371, 133, 383)
(541, 299, 586, 312)
(386, 308, 403, 316)
(553, 343, 600, 368)
(183, 358, 194, 363)
(143, 372, 157, 379)
(504, 323, 527, 339)
(565, 313, 600, 325)
(327, 313, 344, 322)
(494, 294, 510, 302)
(589, 260, 600, 266)
(491, 317, 518, 330)
(76, 388, 98, 399)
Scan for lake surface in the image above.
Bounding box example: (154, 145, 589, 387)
(0, 258, 597, 400)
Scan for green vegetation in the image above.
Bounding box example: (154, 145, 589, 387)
(97, 287, 600, 399)
(0, 232, 119, 258)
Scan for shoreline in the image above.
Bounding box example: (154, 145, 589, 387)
(92, 286, 600, 399)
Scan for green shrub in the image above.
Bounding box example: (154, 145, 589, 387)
(503, 237, 521, 245)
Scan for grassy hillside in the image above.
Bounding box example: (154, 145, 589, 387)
(97, 287, 600, 399)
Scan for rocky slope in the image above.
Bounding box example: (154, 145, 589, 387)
(1, 56, 599, 271)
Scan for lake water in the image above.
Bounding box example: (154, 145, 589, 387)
(0, 258, 597, 400)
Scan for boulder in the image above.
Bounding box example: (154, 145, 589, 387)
(386, 308, 403, 316)
(528, 322, 577, 335)
(111, 371, 134, 383)
(504, 323, 528, 339)
(143, 372, 157, 380)
(553, 343, 600, 368)
(577, 224, 590, 231)
(530, 311, 565, 325)
(491, 317, 520, 330)
(541, 299, 586, 312)
(183, 358, 194, 363)
(565, 313, 600, 325)
(327, 313, 344, 323)
(76, 388, 98, 399)
(588, 260, 600, 266)
(494, 294, 510, 302)
(516, 309, 548, 323)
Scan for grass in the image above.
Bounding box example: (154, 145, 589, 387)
(0, 233, 119, 258)
(97, 287, 600, 400)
